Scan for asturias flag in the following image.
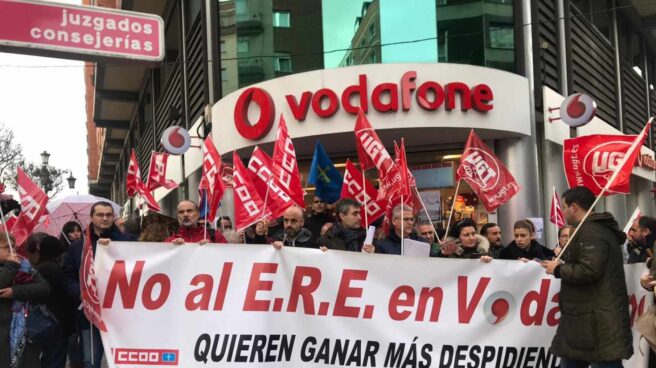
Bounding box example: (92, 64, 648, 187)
(308, 141, 343, 204)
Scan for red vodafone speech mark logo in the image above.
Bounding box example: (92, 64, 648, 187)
(234, 87, 275, 140)
(560, 93, 597, 128)
(583, 141, 630, 192)
(459, 148, 500, 191)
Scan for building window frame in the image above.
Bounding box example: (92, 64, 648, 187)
(273, 10, 291, 28)
(274, 55, 293, 72)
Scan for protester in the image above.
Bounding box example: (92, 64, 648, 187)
(318, 198, 373, 253)
(304, 196, 333, 242)
(440, 218, 491, 261)
(541, 186, 632, 367)
(57, 222, 84, 368)
(26, 235, 75, 368)
(320, 222, 333, 236)
(480, 223, 503, 258)
(165, 200, 227, 245)
(245, 220, 268, 244)
(59, 221, 82, 249)
(0, 232, 50, 368)
(416, 221, 441, 257)
(123, 216, 142, 238)
(271, 207, 315, 249)
(63, 201, 136, 368)
(626, 215, 656, 264)
(139, 223, 171, 242)
(553, 225, 573, 257)
(375, 205, 427, 255)
(219, 216, 233, 232)
(499, 220, 555, 261)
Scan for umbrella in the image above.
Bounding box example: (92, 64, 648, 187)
(35, 194, 122, 237)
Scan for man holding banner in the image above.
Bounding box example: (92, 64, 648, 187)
(543, 187, 632, 367)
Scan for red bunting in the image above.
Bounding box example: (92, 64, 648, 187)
(272, 115, 306, 208)
(340, 159, 386, 227)
(456, 130, 520, 212)
(146, 152, 178, 191)
(79, 227, 108, 332)
(11, 167, 49, 247)
(247, 147, 294, 221)
(232, 152, 271, 232)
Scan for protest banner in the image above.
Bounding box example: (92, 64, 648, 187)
(95, 243, 649, 368)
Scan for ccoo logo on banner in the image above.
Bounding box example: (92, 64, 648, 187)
(563, 135, 636, 195)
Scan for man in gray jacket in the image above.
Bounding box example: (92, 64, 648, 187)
(542, 186, 632, 368)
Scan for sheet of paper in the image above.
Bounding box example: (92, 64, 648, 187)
(403, 239, 430, 257)
(364, 226, 376, 245)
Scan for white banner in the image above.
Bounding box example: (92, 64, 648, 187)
(95, 242, 650, 368)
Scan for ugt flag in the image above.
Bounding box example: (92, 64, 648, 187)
(308, 140, 343, 204)
(550, 186, 564, 228)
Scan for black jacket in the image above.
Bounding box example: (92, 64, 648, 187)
(270, 228, 316, 248)
(375, 231, 428, 255)
(304, 212, 333, 243)
(317, 222, 365, 252)
(499, 240, 555, 260)
(551, 212, 633, 362)
(34, 259, 76, 335)
(0, 261, 50, 367)
(63, 226, 135, 330)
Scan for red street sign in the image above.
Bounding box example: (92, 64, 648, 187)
(0, 0, 164, 63)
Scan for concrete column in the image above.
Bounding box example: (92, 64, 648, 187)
(604, 195, 627, 228)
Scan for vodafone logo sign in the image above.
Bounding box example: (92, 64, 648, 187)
(233, 70, 494, 140)
(459, 148, 500, 191)
(583, 141, 630, 192)
(161, 127, 191, 155)
(559, 93, 596, 128)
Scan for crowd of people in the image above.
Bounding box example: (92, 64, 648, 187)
(0, 185, 653, 367)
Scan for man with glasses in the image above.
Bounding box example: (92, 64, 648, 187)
(63, 201, 136, 368)
(304, 196, 333, 243)
(271, 206, 314, 249)
(376, 204, 426, 255)
(166, 200, 227, 245)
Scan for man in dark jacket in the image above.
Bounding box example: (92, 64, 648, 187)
(627, 215, 656, 264)
(376, 204, 426, 255)
(542, 186, 632, 367)
(304, 196, 333, 242)
(317, 198, 374, 253)
(271, 206, 315, 248)
(480, 223, 504, 259)
(63, 201, 136, 368)
(165, 200, 227, 244)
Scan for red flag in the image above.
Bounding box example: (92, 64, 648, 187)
(550, 186, 565, 228)
(126, 149, 161, 212)
(146, 152, 178, 191)
(201, 137, 226, 222)
(126, 149, 141, 197)
(11, 168, 48, 247)
(353, 111, 403, 200)
(0, 182, 4, 194)
(563, 122, 650, 196)
(79, 228, 108, 332)
(395, 139, 413, 196)
(272, 115, 306, 207)
(232, 152, 271, 232)
(247, 147, 294, 220)
(456, 130, 521, 212)
(340, 159, 386, 227)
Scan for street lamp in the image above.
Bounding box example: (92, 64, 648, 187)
(39, 151, 76, 193)
(64, 170, 76, 189)
(40, 151, 50, 166)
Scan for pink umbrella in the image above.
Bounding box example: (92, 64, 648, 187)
(35, 194, 122, 237)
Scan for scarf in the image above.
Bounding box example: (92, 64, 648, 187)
(9, 258, 35, 368)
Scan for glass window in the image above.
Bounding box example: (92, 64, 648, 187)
(368, 24, 375, 38)
(221, 68, 228, 81)
(237, 38, 249, 53)
(220, 40, 226, 54)
(273, 11, 291, 27)
(489, 25, 514, 49)
(275, 56, 292, 72)
(438, 29, 447, 62)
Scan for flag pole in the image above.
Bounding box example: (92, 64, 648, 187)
(401, 194, 404, 256)
(362, 169, 369, 226)
(441, 179, 461, 243)
(0, 205, 14, 256)
(413, 187, 442, 244)
(553, 186, 559, 249)
(555, 119, 652, 261)
(261, 178, 271, 221)
(203, 190, 208, 241)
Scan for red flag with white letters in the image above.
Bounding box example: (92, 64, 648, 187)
(456, 130, 521, 212)
(247, 147, 294, 220)
(272, 115, 306, 208)
(353, 111, 403, 200)
(563, 121, 650, 196)
(79, 227, 107, 332)
(232, 152, 271, 232)
(550, 186, 565, 228)
(126, 149, 161, 212)
(11, 168, 49, 247)
(201, 137, 226, 222)
(340, 159, 386, 227)
(146, 152, 178, 191)
(394, 139, 414, 196)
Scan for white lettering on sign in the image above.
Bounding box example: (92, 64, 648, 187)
(343, 169, 382, 216)
(232, 171, 259, 216)
(18, 187, 40, 220)
(592, 151, 624, 174)
(463, 151, 497, 188)
(248, 156, 292, 203)
(154, 155, 165, 178)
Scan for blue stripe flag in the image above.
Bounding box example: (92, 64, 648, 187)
(308, 140, 343, 204)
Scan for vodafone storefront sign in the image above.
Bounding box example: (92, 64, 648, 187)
(212, 64, 531, 154)
(0, 0, 164, 62)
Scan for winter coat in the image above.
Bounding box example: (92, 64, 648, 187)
(164, 225, 227, 243)
(0, 261, 50, 368)
(442, 234, 490, 258)
(270, 228, 316, 248)
(304, 212, 333, 243)
(550, 212, 633, 362)
(33, 259, 76, 335)
(375, 231, 428, 255)
(499, 239, 555, 260)
(63, 226, 136, 330)
(317, 222, 366, 252)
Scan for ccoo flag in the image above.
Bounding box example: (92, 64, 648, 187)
(308, 140, 343, 204)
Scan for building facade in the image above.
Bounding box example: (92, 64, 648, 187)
(86, 0, 656, 246)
